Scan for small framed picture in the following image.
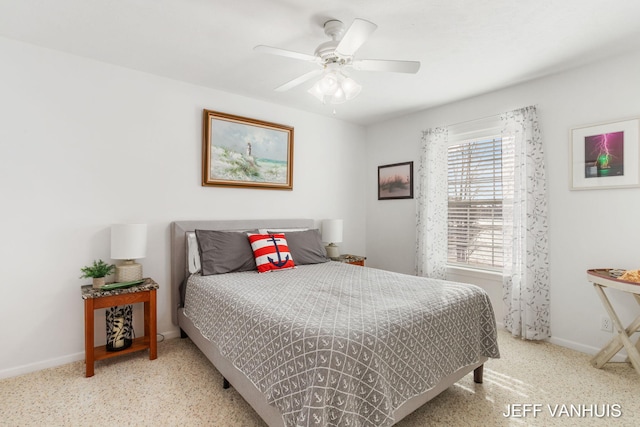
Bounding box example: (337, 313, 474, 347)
(378, 161, 413, 200)
(570, 118, 639, 190)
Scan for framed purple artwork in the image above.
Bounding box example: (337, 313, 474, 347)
(570, 118, 639, 190)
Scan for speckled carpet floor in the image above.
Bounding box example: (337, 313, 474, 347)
(1, 329, 639, 426)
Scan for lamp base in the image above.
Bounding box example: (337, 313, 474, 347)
(115, 260, 143, 282)
(326, 243, 340, 259)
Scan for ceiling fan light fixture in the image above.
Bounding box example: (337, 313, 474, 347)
(319, 72, 339, 94)
(308, 81, 326, 102)
(341, 77, 361, 100)
(307, 70, 361, 105)
(330, 87, 347, 104)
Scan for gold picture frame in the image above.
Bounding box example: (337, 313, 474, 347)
(202, 109, 294, 190)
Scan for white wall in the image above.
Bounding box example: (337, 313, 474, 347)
(0, 37, 366, 378)
(366, 48, 640, 356)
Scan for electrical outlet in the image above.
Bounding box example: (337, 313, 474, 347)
(601, 316, 613, 333)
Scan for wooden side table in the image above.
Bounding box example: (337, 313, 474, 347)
(81, 278, 158, 377)
(587, 269, 640, 376)
(333, 254, 366, 266)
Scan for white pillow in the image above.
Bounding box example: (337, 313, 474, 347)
(258, 227, 308, 234)
(186, 231, 201, 274)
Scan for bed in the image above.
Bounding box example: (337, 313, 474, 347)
(171, 219, 499, 427)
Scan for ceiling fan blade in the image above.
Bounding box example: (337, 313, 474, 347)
(335, 18, 377, 57)
(352, 59, 421, 74)
(274, 69, 323, 92)
(254, 45, 318, 62)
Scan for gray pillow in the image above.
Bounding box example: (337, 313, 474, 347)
(268, 229, 329, 265)
(195, 229, 257, 275)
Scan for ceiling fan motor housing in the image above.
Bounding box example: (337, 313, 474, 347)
(323, 20, 345, 40)
(316, 20, 349, 64)
(315, 41, 347, 64)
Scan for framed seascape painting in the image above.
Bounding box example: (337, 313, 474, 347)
(202, 110, 294, 190)
(570, 118, 639, 190)
(378, 161, 413, 200)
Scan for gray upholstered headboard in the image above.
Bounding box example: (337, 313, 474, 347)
(170, 219, 315, 325)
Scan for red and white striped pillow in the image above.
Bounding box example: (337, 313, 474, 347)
(247, 233, 296, 273)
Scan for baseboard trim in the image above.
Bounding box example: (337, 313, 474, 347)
(0, 351, 86, 380)
(549, 335, 626, 363)
(160, 329, 181, 341)
(0, 329, 181, 380)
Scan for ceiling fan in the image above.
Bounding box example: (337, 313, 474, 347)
(254, 18, 421, 104)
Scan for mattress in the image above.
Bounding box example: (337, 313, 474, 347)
(184, 261, 499, 427)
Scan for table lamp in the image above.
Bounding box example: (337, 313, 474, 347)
(111, 224, 147, 282)
(322, 219, 343, 259)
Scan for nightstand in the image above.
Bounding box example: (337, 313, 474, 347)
(333, 254, 366, 266)
(81, 278, 158, 377)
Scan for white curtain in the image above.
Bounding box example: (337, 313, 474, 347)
(501, 106, 550, 340)
(416, 107, 549, 340)
(415, 128, 448, 279)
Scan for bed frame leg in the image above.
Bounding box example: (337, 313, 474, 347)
(223, 377, 230, 389)
(180, 328, 188, 339)
(473, 365, 484, 383)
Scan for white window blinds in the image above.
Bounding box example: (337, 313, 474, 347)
(447, 117, 504, 271)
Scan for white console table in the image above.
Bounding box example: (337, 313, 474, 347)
(587, 269, 640, 376)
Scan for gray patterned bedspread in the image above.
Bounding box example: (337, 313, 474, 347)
(184, 262, 499, 427)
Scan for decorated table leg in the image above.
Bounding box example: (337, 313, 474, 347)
(592, 284, 640, 376)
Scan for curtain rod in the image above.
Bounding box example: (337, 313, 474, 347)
(446, 112, 501, 129)
(445, 104, 536, 128)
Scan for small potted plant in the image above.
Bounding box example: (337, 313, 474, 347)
(80, 259, 116, 289)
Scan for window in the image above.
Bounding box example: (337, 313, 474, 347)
(447, 136, 504, 271)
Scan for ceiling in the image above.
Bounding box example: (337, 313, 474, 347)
(1, 0, 640, 126)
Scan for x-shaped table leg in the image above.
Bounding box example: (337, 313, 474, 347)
(591, 284, 640, 375)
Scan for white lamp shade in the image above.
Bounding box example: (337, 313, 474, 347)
(322, 219, 343, 243)
(111, 224, 147, 260)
